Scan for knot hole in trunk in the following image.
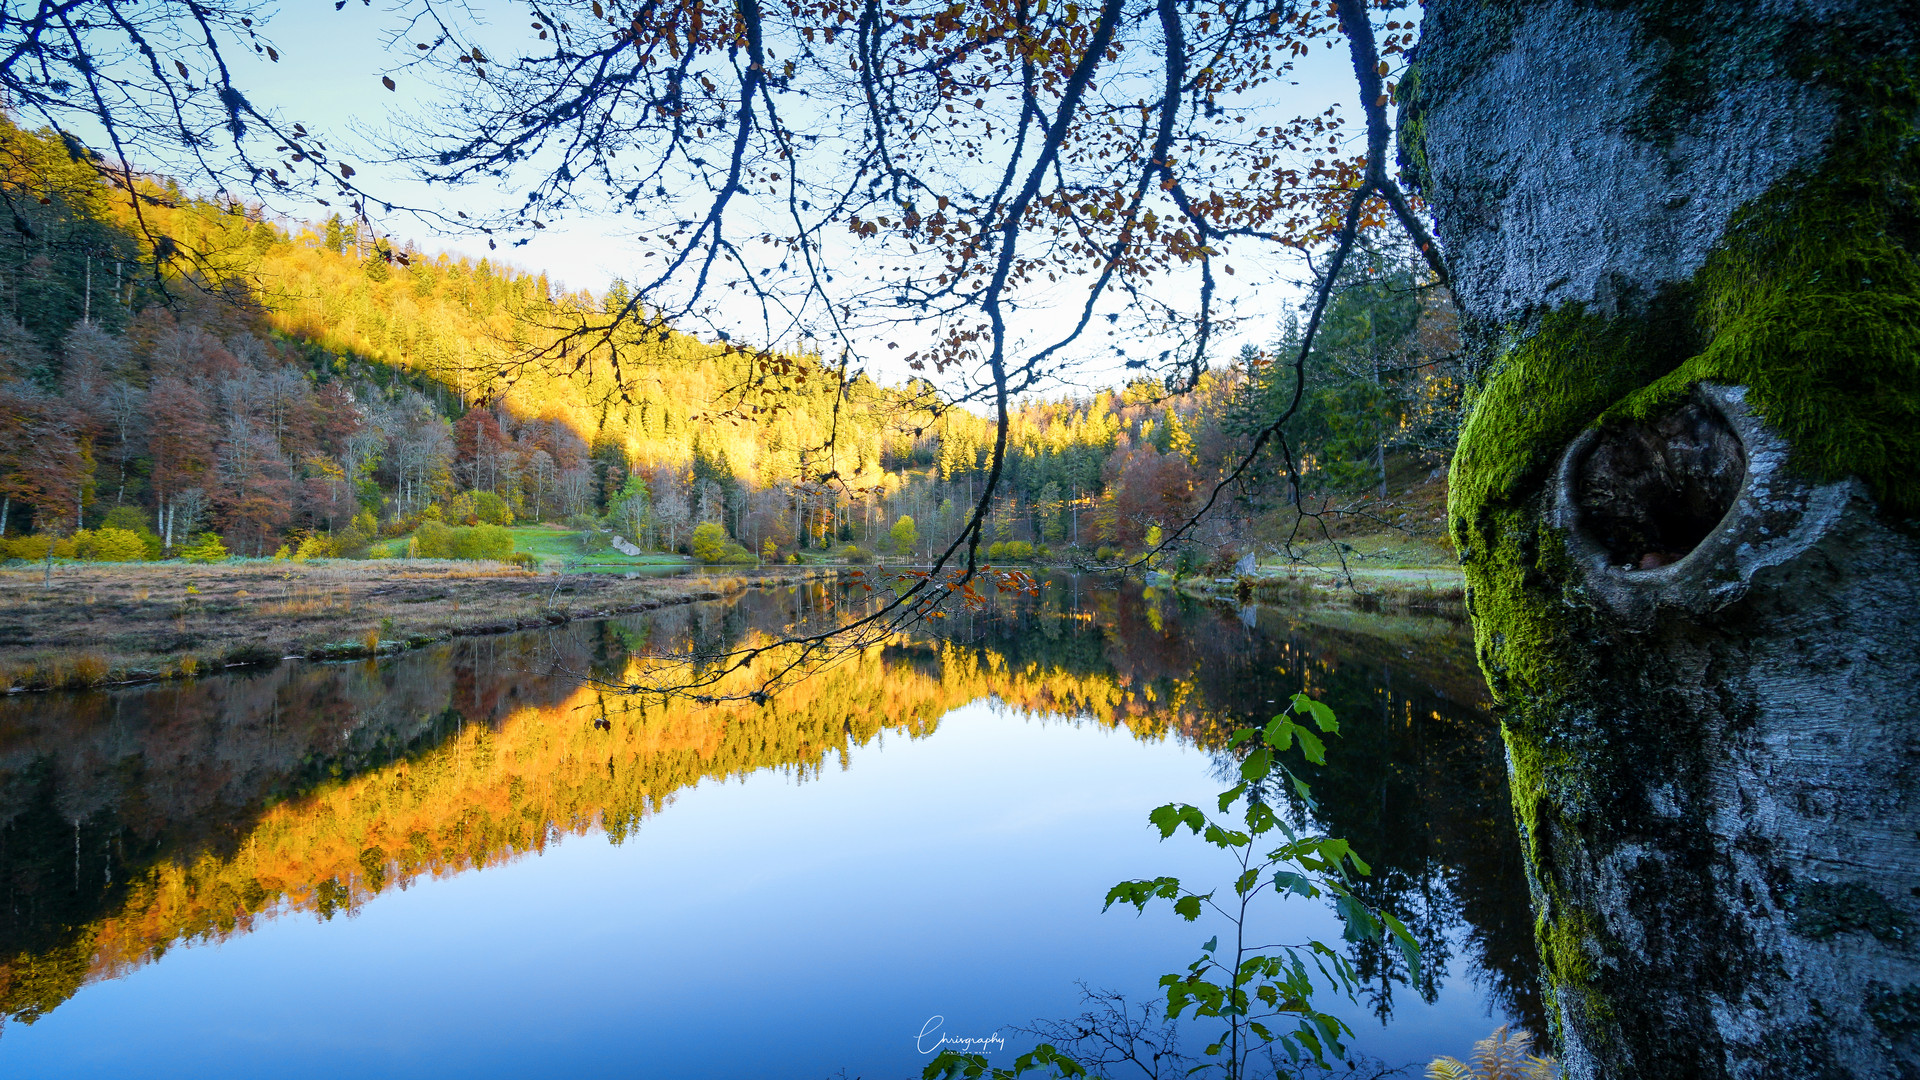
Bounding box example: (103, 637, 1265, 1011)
(1573, 401, 1746, 571)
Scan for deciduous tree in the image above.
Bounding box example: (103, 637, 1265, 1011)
(1412, 3, 1919, 1076)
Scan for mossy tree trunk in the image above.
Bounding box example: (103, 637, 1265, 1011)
(1407, 3, 1920, 1077)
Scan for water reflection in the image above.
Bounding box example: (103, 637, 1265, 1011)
(936, 579, 1543, 1038)
(0, 576, 1539, 1047)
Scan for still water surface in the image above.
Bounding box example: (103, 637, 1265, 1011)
(0, 577, 1537, 1077)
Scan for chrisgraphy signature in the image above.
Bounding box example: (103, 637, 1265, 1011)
(916, 1015, 1007, 1055)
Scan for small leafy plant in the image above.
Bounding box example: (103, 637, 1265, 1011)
(924, 693, 1419, 1080)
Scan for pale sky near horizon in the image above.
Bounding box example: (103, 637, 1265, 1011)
(200, 1, 1375, 392)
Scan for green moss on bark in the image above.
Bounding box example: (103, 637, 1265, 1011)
(1604, 69, 1920, 519)
(1394, 61, 1428, 193)
(1445, 304, 1674, 1046)
(1447, 42, 1919, 1059)
(1507, 730, 1617, 1043)
(1449, 294, 1698, 706)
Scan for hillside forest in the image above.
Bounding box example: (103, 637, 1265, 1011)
(0, 119, 1463, 568)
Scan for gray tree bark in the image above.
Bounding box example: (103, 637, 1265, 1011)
(1409, 3, 1920, 1078)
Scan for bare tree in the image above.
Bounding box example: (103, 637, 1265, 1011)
(694, 478, 725, 526)
(163, 485, 209, 548)
(524, 447, 555, 522)
(557, 464, 594, 518)
(99, 380, 146, 504)
(385, 396, 453, 512)
(649, 465, 692, 552)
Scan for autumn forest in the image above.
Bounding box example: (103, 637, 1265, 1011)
(0, 117, 1460, 570)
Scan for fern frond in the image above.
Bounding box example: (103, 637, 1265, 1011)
(1473, 1024, 1540, 1080)
(1425, 1057, 1476, 1080)
(1433, 1024, 1559, 1080)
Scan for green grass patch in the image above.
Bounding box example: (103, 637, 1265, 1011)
(503, 527, 695, 573)
(1261, 534, 1458, 571)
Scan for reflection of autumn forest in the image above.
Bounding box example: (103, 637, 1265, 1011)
(0, 118, 1459, 562)
(0, 580, 1536, 1037)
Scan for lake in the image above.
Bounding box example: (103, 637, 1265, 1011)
(0, 576, 1537, 1078)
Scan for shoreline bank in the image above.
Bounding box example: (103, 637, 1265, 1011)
(1173, 565, 1466, 616)
(0, 560, 845, 693)
(0, 558, 1467, 695)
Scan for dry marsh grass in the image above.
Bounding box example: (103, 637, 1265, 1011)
(62, 652, 110, 689)
(0, 559, 837, 691)
(257, 597, 327, 618)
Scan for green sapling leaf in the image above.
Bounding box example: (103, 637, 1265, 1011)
(1218, 781, 1247, 812)
(1295, 727, 1326, 765)
(1264, 714, 1295, 751)
(1293, 691, 1338, 733)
